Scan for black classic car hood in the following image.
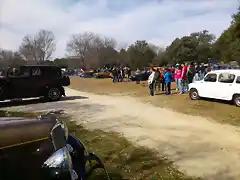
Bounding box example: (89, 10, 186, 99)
(0, 117, 56, 149)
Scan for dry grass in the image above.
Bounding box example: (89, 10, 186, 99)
(67, 120, 200, 180)
(70, 77, 240, 126)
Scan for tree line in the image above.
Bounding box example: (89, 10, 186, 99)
(1, 7, 239, 69)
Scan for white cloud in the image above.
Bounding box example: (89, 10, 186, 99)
(0, 0, 238, 58)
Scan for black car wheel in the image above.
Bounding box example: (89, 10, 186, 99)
(47, 87, 61, 101)
(189, 88, 200, 100)
(233, 95, 240, 107)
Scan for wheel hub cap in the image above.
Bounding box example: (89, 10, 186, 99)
(192, 92, 197, 98)
(236, 98, 240, 106)
(49, 88, 60, 100)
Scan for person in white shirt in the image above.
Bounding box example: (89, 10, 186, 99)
(148, 68, 156, 96)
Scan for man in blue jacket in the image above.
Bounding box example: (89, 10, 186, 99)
(164, 68, 173, 95)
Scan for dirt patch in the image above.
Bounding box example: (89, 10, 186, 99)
(69, 77, 240, 126)
(68, 121, 198, 180)
(63, 88, 240, 180)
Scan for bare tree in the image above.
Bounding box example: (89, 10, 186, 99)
(19, 35, 36, 61)
(118, 42, 128, 51)
(0, 49, 26, 67)
(157, 47, 165, 55)
(19, 29, 56, 61)
(0, 49, 14, 61)
(36, 30, 56, 61)
(66, 31, 117, 68)
(102, 36, 117, 48)
(148, 43, 161, 54)
(66, 32, 95, 57)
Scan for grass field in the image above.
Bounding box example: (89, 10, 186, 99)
(0, 110, 199, 180)
(67, 120, 199, 180)
(70, 77, 240, 126)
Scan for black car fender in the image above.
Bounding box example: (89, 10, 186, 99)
(67, 135, 86, 178)
(59, 86, 65, 96)
(67, 135, 109, 180)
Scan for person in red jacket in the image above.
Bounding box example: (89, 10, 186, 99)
(180, 63, 188, 94)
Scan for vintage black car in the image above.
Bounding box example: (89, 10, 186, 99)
(0, 65, 70, 101)
(0, 111, 108, 180)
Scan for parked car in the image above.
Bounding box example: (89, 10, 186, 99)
(79, 71, 95, 78)
(189, 70, 240, 107)
(93, 71, 112, 78)
(0, 65, 70, 102)
(129, 70, 151, 81)
(0, 111, 109, 180)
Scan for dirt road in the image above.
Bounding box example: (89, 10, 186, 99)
(2, 87, 240, 180)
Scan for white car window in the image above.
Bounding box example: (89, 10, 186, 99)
(218, 73, 235, 83)
(204, 73, 217, 82)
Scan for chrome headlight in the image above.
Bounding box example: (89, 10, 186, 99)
(43, 147, 72, 169)
(43, 146, 78, 180)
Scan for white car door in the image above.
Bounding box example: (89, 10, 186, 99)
(199, 73, 218, 98)
(216, 72, 236, 100)
(234, 75, 240, 95)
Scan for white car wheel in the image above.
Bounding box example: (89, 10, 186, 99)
(189, 88, 200, 100)
(233, 95, 240, 107)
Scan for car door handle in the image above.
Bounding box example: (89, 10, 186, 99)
(229, 84, 232, 86)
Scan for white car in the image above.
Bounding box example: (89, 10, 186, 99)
(189, 69, 240, 107)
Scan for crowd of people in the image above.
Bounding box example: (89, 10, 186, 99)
(104, 62, 215, 96)
(147, 62, 212, 96)
(111, 66, 132, 82)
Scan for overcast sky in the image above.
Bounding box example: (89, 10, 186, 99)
(0, 0, 239, 58)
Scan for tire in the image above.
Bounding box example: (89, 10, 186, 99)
(46, 87, 61, 101)
(233, 95, 240, 107)
(189, 88, 200, 100)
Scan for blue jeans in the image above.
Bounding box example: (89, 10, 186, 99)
(180, 79, 188, 93)
(175, 78, 180, 90)
(199, 72, 205, 80)
(162, 79, 165, 91)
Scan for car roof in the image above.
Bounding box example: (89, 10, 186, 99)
(210, 69, 240, 76)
